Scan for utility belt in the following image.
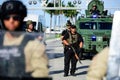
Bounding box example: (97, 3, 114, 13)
(65, 44, 79, 51)
(66, 43, 78, 48)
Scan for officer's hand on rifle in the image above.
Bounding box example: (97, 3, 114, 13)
(63, 39, 71, 49)
(78, 48, 84, 59)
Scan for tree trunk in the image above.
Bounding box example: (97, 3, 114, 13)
(54, 15, 57, 31)
(70, 16, 74, 24)
(75, 15, 77, 24)
(50, 13, 52, 33)
(59, 14, 61, 29)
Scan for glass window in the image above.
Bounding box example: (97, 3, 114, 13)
(98, 22, 112, 30)
(79, 22, 97, 30)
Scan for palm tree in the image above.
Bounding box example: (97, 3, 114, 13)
(45, 2, 55, 32)
(53, 3, 59, 30)
(45, 0, 65, 32)
(63, 2, 78, 24)
(54, 1, 65, 29)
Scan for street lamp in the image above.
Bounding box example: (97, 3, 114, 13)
(28, 0, 32, 5)
(28, 0, 37, 5)
(78, 0, 81, 4)
(73, 0, 77, 4)
(73, 0, 82, 5)
(33, 0, 37, 5)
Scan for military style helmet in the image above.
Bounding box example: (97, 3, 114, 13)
(92, 4, 97, 8)
(26, 20, 33, 28)
(0, 0, 27, 20)
(0, 0, 27, 31)
(71, 25, 76, 28)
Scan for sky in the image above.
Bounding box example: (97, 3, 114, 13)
(0, 0, 120, 28)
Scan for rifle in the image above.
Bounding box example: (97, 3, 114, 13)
(70, 46, 82, 64)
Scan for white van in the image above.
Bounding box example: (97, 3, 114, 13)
(23, 14, 45, 32)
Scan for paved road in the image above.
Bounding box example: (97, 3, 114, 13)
(46, 38, 91, 80)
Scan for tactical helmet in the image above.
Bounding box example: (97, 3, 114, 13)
(92, 4, 97, 8)
(0, 0, 27, 31)
(26, 20, 33, 28)
(66, 20, 72, 26)
(71, 25, 76, 28)
(0, 0, 27, 20)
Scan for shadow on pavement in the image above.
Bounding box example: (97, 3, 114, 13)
(46, 49, 54, 51)
(49, 70, 64, 75)
(49, 65, 89, 75)
(47, 53, 64, 59)
(75, 71, 87, 76)
(76, 65, 89, 70)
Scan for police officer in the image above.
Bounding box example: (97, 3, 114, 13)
(63, 25, 83, 77)
(26, 20, 37, 32)
(61, 20, 71, 54)
(89, 4, 100, 15)
(0, 0, 48, 78)
(61, 20, 71, 40)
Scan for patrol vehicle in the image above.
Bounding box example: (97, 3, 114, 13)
(76, 0, 113, 58)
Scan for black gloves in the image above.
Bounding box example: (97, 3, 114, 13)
(78, 48, 82, 53)
(78, 48, 83, 58)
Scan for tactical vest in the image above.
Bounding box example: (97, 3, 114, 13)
(0, 33, 34, 78)
(67, 32, 78, 45)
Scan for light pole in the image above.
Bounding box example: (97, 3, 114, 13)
(28, 0, 37, 5)
(73, 0, 82, 5)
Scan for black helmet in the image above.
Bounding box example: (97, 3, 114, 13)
(0, 0, 27, 20)
(66, 20, 72, 26)
(26, 20, 33, 29)
(71, 25, 76, 28)
(0, 0, 27, 31)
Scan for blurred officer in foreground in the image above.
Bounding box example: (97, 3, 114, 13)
(0, 0, 48, 78)
(63, 25, 83, 77)
(86, 47, 108, 80)
(61, 20, 72, 54)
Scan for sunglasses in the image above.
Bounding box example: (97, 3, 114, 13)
(4, 15, 21, 21)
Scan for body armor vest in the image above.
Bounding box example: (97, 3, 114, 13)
(0, 33, 34, 78)
(67, 32, 78, 45)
